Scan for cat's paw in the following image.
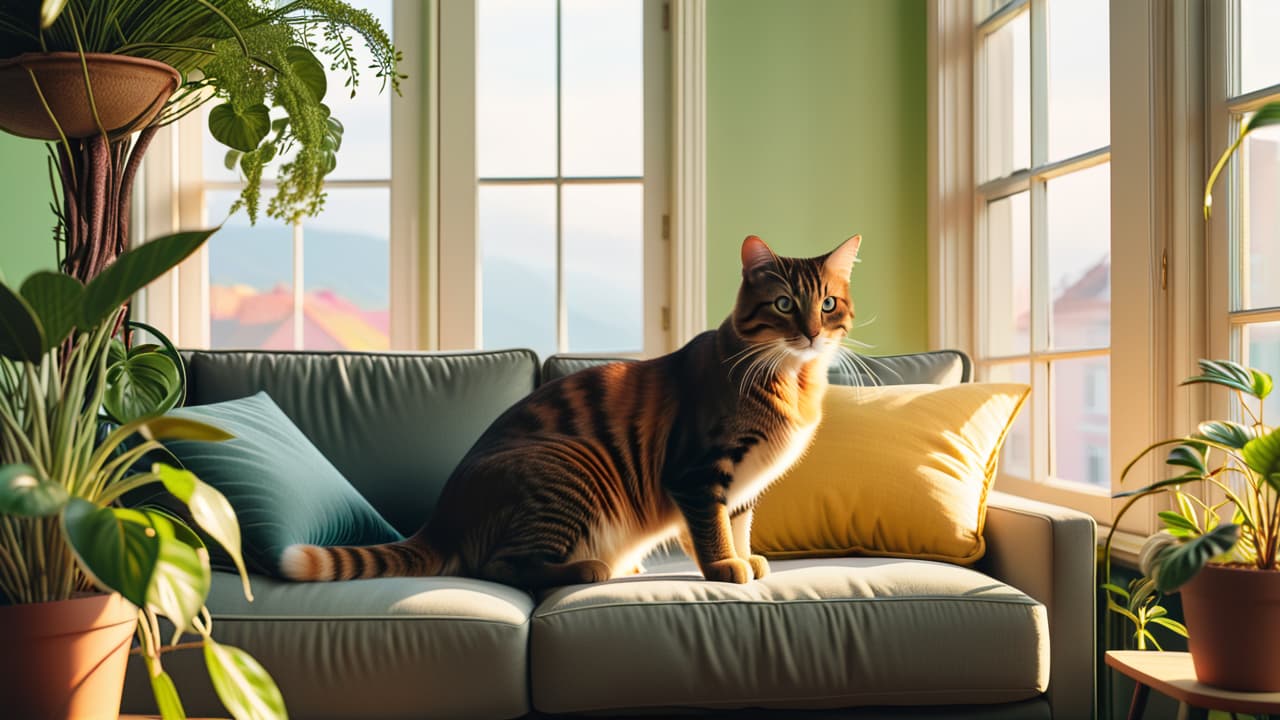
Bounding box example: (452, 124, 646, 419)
(703, 557, 752, 584)
(747, 554, 770, 579)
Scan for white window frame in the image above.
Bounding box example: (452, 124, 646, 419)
(928, 0, 1194, 532)
(138, 0, 422, 351)
(1206, 0, 1280, 420)
(436, 0, 673, 357)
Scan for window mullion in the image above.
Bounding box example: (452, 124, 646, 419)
(554, 0, 567, 355)
(1028, 0, 1050, 484)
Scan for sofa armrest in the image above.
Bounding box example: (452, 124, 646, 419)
(978, 491, 1097, 719)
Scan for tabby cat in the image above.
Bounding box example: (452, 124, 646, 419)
(281, 234, 862, 589)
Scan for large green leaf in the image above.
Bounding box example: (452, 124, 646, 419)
(1244, 101, 1280, 134)
(1151, 523, 1241, 593)
(1157, 510, 1199, 537)
(204, 640, 288, 720)
(154, 463, 251, 601)
(144, 659, 186, 720)
(1242, 427, 1280, 491)
(1182, 359, 1264, 396)
(20, 272, 84, 351)
(62, 498, 160, 608)
(104, 350, 183, 424)
(81, 230, 217, 327)
(133, 416, 234, 444)
(286, 46, 327, 102)
(146, 512, 210, 633)
(1196, 420, 1254, 450)
(0, 464, 67, 517)
(0, 281, 45, 362)
(209, 103, 271, 153)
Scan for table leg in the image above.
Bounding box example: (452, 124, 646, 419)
(1174, 702, 1209, 720)
(1127, 681, 1150, 720)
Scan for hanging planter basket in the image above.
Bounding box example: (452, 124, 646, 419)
(0, 52, 179, 140)
(0, 592, 138, 720)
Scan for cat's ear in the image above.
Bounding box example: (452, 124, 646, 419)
(824, 235, 862, 278)
(741, 235, 776, 273)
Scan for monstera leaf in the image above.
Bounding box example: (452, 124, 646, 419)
(103, 347, 183, 424)
(1149, 523, 1242, 593)
(208, 103, 271, 153)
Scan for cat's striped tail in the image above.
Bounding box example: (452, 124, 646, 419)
(279, 538, 444, 582)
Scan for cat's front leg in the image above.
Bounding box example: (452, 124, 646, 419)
(731, 506, 769, 579)
(668, 476, 752, 583)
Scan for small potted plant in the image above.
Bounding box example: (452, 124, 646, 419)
(1105, 360, 1279, 691)
(0, 230, 284, 719)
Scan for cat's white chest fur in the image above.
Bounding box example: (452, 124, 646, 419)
(726, 421, 819, 513)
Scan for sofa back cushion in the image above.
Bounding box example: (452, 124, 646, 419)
(183, 349, 539, 535)
(542, 349, 971, 387)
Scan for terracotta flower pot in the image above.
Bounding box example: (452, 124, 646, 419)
(0, 52, 180, 140)
(1181, 563, 1280, 692)
(0, 593, 138, 720)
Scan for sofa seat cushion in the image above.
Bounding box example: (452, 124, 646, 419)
(124, 571, 534, 720)
(530, 557, 1049, 714)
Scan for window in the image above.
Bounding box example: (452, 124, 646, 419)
(439, 0, 668, 357)
(139, 0, 419, 351)
(203, 0, 394, 351)
(973, 0, 1111, 494)
(1209, 0, 1280, 428)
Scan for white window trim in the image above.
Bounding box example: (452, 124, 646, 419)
(926, 0, 1215, 533)
(436, 0, 673, 357)
(1206, 0, 1280, 418)
(670, 0, 707, 348)
(139, 0, 422, 351)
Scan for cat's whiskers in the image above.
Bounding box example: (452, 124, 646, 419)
(726, 341, 780, 379)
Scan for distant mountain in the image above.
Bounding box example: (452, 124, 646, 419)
(207, 226, 643, 355)
(206, 226, 390, 310)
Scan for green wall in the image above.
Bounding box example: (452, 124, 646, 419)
(706, 0, 928, 354)
(0, 133, 57, 284)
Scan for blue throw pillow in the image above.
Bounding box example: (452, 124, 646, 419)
(132, 391, 402, 577)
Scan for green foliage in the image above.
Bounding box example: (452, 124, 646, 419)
(1102, 575, 1188, 650)
(1148, 524, 1241, 592)
(205, 640, 289, 720)
(0, 231, 284, 718)
(1205, 101, 1280, 218)
(0, 0, 402, 225)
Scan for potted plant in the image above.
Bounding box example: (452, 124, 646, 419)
(1105, 361, 1278, 691)
(0, 230, 284, 719)
(0, 0, 401, 283)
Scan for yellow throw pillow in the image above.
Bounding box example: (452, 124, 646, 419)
(752, 382, 1030, 565)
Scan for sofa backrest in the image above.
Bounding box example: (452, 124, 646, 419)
(183, 348, 969, 532)
(183, 349, 538, 535)
(543, 349, 971, 386)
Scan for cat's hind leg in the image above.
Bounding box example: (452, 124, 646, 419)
(480, 555, 612, 590)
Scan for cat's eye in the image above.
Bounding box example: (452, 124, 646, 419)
(822, 296, 837, 312)
(773, 296, 795, 313)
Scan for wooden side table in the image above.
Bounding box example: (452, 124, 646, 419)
(1107, 650, 1280, 720)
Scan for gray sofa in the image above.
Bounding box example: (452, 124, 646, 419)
(121, 348, 1096, 719)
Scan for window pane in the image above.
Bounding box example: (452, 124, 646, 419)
(325, 0, 393, 180)
(1046, 0, 1109, 160)
(987, 363, 1031, 479)
(564, 184, 643, 352)
(480, 185, 557, 358)
(1047, 163, 1110, 350)
(1052, 356, 1110, 488)
(206, 191, 296, 349)
(301, 188, 390, 350)
(477, 0, 557, 177)
(1245, 322, 1280, 428)
(1242, 122, 1280, 310)
(1241, 0, 1280, 96)
(982, 12, 1029, 181)
(561, 0, 643, 177)
(984, 192, 1030, 356)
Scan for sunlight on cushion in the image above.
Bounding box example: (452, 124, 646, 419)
(752, 383, 1030, 565)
